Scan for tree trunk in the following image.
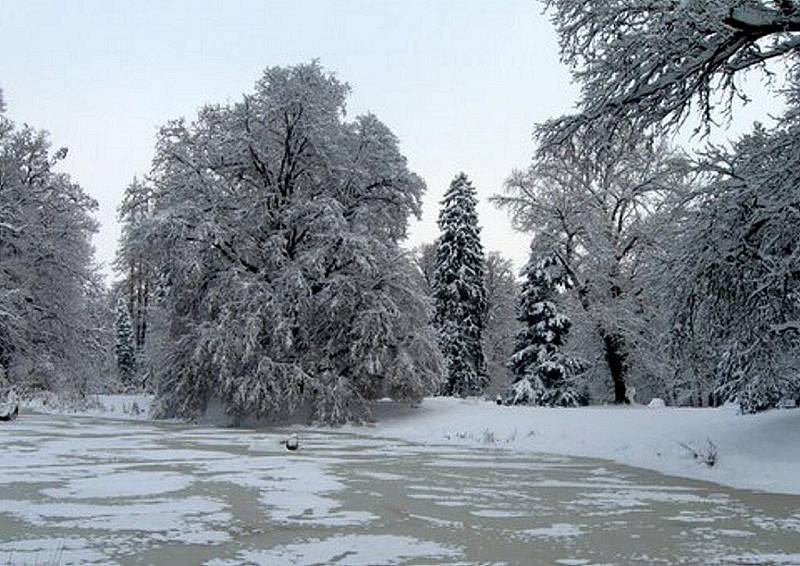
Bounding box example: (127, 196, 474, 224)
(602, 331, 628, 404)
(138, 273, 149, 350)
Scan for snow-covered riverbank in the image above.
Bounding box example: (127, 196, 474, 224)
(357, 397, 800, 496)
(22, 394, 800, 496)
(23, 394, 154, 421)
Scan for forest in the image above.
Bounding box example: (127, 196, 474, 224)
(2, 0, 799, 425)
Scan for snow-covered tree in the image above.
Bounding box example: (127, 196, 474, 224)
(114, 297, 136, 387)
(0, 95, 107, 396)
(413, 242, 437, 297)
(433, 172, 489, 396)
(508, 253, 583, 406)
(668, 118, 800, 412)
(482, 252, 520, 393)
(540, 0, 800, 144)
(115, 177, 154, 354)
(416, 244, 514, 394)
(123, 62, 442, 424)
(534, 2, 800, 410)
(494, 132, 685, 403)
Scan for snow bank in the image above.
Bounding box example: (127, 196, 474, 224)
(357, 397, 800, 496)
(22, 394, 154, 421)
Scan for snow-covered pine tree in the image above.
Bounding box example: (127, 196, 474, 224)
(433, 172, 489, 396)
(508, 253, 583, 406)
(114, 297, 136, 388)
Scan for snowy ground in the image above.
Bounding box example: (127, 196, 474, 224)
(354, 397, 800, 496)
(1, 411, 799, 564)
(26, 394, 800, 495)
(23, 393, 154, 421)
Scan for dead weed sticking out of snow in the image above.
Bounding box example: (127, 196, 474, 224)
(679, 439, 719, 467)
(442, 429, 518, 446)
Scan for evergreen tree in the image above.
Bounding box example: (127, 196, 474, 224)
(508, 253, 583, 406)
(433, 172, 489, 396)
(114, 297, 136, 388)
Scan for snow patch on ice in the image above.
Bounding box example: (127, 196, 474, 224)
(216, 534, 460, 565)
(0, 538, 112, 565)
(0, 496, 231, 544)
(41, 470, 192, 499)
(751, 515, 800, 533)
(471, 509, 530, 518)
(200, 455, 376, 527)
(715, 554, 800, 565)
(572, 488, 712, 510)
(521, 523, 584, 539)
(355, 471, 405, 481)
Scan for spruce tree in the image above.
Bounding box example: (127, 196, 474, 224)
(509, 253, 583, 406)
(114, 297, 136, 388)
(433, 172, 489, 396)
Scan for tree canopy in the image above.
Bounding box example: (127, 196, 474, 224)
(122, 62, 441, 424)
(541, 0, 800, 144)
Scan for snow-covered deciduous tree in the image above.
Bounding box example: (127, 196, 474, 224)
(124, 62, 441, 424)
(413, 242, 437, 297)
(114, 297, 136, 387)
(113, 177, 160, 392)
(668, 118, 800, 412)
(535, 2, 800, 410)
(508, 253, 584, 406)
(495, 132, 685, 403)
(540, 0, 800, 144)
(433, 172, 489, 397)
(482, 252, 519, 393)
(115, 177, 154, 355)
(0, 96, 107, 396)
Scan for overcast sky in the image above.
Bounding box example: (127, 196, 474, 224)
(0, 0, 778, 281)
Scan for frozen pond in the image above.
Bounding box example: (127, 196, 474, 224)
(1, 414, 799, 565)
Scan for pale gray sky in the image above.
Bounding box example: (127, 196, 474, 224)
(0, 1, 779, 280)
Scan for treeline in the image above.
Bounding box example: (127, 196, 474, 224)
(491, 121, 800, 411)
(429, 1, 800, 412)
(4, 0, 799, 422)
(0, 87, 110, 398)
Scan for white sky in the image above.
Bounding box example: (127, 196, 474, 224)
(0, 1, 781, 281)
